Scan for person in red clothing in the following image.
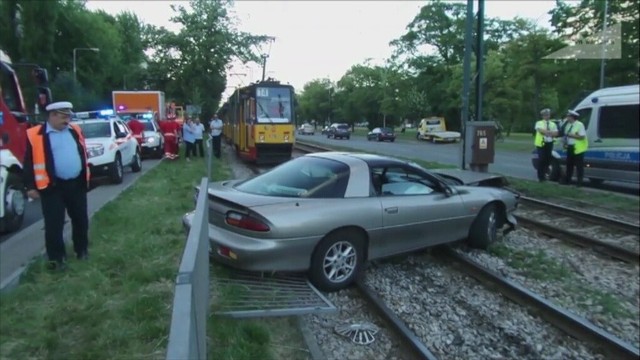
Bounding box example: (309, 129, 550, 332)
(128, 118, 145, 146)
(160, 119, 180, 159)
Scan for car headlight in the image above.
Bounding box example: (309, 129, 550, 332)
(87, 145, 104, 158)
(145, 136, 158, 144)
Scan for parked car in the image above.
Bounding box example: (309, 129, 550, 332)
(298, 123, 315, 135)
(367, 127, 396, 142)
(321, 126, 330, 135)
(183, 152, 519, 292)
(74, 118, 142, 184)
(138, 119, 165, 158)
(327, 123, 351, 140)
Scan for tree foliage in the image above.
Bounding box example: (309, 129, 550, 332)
(297, 0, 639, 133)
(0, 0, 267, 118)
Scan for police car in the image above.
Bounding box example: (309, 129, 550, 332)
(73, 110, 142, 184)
(119, 112, 164, 158)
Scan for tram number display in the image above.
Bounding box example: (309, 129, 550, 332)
(257, 88, 269, 97)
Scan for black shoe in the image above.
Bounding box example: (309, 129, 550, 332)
(77, 252, 89, 260)
(46, 260, 67, 271)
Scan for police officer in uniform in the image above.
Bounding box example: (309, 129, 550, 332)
(22, 101, 91, 271)
(534, 108, 559, 182)
(561, 109, 588, 187)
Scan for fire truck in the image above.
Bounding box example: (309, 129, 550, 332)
(0, 49, 51, 233)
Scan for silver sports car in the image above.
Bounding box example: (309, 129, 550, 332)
(183, 152, 519, 292)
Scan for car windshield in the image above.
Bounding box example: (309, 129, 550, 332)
(78, 122, 111, 138)
(234, 156, 350, 198)
(140, 121, 155, 131)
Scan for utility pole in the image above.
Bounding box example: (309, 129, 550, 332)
(599, 0, 609, 89)
(460, 0, 475, 170)
(260, 37, 276, 82)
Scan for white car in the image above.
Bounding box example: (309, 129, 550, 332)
(297, 123, 314, 135)
(75, 118, 142, 184)
(136, 119, 165, 159)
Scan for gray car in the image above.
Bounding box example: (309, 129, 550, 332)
(183, 152, 519, 292)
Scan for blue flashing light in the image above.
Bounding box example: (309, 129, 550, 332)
(142, 113, 153, 119)
(100, 109, 114, 116)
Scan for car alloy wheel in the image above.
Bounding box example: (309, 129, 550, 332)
(323, 241, 357, 284)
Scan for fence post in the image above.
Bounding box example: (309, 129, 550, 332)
(207, 136, 213, 181)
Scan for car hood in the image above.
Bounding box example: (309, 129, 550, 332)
(143, 130, 159, 138)
(432, 168, 508, 187)
(203, 180, 302, 208)
(85, 138, 112, 146)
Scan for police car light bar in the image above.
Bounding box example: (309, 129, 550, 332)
(75, 112, 90, 119)
(100, 109, 114, 116)
(142, 113, 153, 119)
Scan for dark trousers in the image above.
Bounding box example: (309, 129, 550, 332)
(194, 139, 204, 157)
(536, 142, 554, 181)
(184, 141, 196, 158)
(564, 145, 584, 185)
(211, 135, 221, 158)
(40, 177, 89, 262)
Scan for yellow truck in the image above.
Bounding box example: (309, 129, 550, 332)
(416, 117, 461, 143)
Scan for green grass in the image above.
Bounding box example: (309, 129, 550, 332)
(0, 153, 306, 359)
(488, 243, 629, 317)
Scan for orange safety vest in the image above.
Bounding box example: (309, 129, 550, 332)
(26, 123, 90, 190)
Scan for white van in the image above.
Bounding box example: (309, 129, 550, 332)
(532, 85, 639, 184)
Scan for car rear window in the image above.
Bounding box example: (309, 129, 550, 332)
(235, 156, 350, 198)
(337, 125, 349, 130)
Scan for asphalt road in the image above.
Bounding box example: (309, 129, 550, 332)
(299, 133, 639, 195)
(0, 159, 162, 244)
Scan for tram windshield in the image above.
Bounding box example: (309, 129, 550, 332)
(255, 87, 292, 124)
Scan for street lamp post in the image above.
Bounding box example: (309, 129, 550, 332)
(73, 47, 100, 83)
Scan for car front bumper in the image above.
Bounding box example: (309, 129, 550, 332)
(182, 211, 320, 272)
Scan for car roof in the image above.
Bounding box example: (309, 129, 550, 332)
(307, 152, 407, 167)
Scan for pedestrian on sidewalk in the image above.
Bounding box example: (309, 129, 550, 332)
(22, 101, 91, 271)
(182, 118, 196, 161)
(209, 113, 223, 159)
(193, 118, 205, 157)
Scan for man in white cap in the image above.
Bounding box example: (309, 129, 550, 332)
(22, 101, 91, 271)
(561, 109, 588, 187)
(533, 108, 559, 182)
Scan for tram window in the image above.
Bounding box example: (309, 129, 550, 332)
(598, 104, 639, 139)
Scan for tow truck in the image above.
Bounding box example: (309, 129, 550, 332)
(0, 49, 51, 233)
(416, 117, 461, 143)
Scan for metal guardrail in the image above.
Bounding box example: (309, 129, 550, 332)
(166, 177, 210, 360)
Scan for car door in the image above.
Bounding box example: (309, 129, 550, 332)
(375, 165, 468, 256)
(114, 121, 134, 164)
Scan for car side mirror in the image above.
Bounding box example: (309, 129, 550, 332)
(116, 132, 127, 139)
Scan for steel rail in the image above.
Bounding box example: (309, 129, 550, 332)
(515, 214, 639, 264)
(519, 196, 639, 235)
(355, 279, 439, 360)
(443, 247, 640, 360)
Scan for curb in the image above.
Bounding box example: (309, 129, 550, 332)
(0, 159, 162, 294)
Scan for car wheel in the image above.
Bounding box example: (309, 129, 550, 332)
(309, 229, 365, 292)
(131, 150, 142, 173)
(327, 134, 331, 139)
(0, 173, 26, 233)
(468, 204, 499, 249)
(109, 153, 124, 184)
(155, 145, 164, 159)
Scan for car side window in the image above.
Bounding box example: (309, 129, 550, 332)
(379, 166, 436, 196)
(114, 122, 127, 138)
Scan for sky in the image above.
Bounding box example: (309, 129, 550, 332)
(85, 0, 571, 101)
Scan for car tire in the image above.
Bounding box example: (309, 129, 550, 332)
(309, 229, 365, 292)
(0, 173, 25, 233)
(327, 134, 331, 139)
(109, 153, 124, 184)
(468, 204, 498, 249)
(131, 150, 142, 173)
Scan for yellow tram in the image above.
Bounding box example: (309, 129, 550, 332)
(220, 80, 296, 164)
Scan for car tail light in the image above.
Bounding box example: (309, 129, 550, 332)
(225, 211, 270, 232)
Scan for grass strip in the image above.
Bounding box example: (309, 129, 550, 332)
(0, 155, 302, 359)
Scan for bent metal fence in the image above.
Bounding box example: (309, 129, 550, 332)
(166, 177, 210, 360)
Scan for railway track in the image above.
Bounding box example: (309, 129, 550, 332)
(516, 197, 640, 265)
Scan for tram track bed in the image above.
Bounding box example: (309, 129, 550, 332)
(458, 228, 640, 350)
(360, 252, 606, 360)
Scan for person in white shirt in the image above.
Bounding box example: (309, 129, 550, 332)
(193, 118, 205, 157)
(209, 113, 223, 159)
(561, 110, 588, 187)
